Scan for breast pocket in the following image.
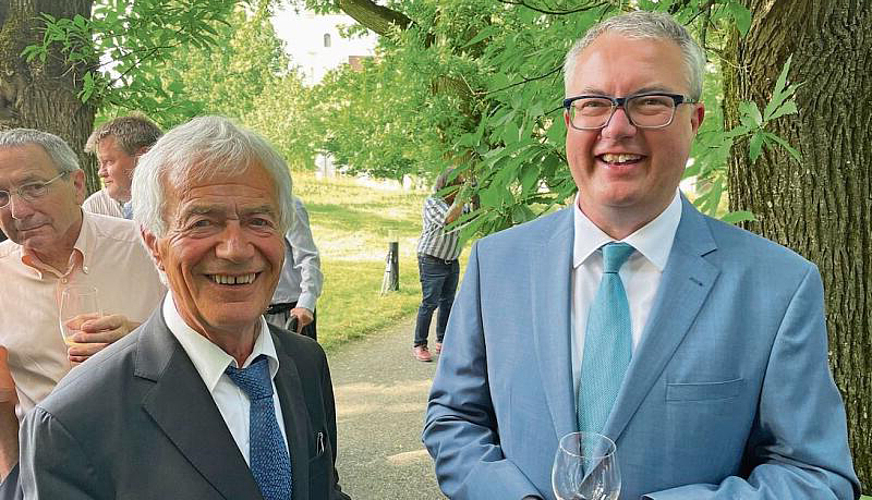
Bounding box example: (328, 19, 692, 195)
(664, 377, 748, 485)
(308, 429, 332, 494)
(666, 377, 743, 402)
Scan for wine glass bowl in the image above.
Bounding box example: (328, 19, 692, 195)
(552, 431, 620, 500)
(59, 286, 101, 347)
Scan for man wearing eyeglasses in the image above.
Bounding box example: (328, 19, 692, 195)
(424, 11, 858, 500)
(0, 129, 164, 482)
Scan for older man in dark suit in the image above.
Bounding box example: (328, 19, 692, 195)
(19, 116, 351, 500)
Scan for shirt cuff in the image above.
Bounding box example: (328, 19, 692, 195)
(295, 293, 317, 312)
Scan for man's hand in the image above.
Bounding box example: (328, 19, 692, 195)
(290, 307, 314, 333)
(67, 314, 140, 364)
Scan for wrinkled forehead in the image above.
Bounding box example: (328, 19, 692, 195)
(162, 160, 278, 211)
(0, 145, 59, 185)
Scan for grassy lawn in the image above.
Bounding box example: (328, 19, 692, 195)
(294, 172, 430, 352)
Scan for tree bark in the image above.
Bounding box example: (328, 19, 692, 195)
(0, 0, 98, 193)
(723, 0, 871, 489)
(337, 0, 412, 36)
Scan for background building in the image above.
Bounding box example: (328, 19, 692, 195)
(272, 8, 378, 85)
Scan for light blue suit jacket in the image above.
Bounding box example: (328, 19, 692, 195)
(423, 199, 859, 499)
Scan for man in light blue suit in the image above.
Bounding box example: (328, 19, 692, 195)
(423, 11, 860, 500)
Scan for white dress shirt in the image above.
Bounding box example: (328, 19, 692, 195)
(271, 196, 323, 312)
(163, 295, 289, 463)
(570, 191, 682, 395)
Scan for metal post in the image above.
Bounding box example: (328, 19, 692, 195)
(381, 240, 400, 294)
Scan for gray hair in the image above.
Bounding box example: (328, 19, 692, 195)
(132, 116, 294, 237)
(0, 128, 80, 174)
(563, 11, 706, 100)
(85, 114, 163, 157)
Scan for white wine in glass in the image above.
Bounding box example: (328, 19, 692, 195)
(552, 432, 620, 500)
(59, 286, 100, 347)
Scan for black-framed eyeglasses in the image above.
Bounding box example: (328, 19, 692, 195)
(0, 171, 69, 208)
(563, 93, 697, 130)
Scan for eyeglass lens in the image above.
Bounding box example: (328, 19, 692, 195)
(569, 95, 677, 129)
(0, 179, 56, 208)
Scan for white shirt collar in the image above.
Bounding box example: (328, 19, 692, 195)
(573, 190, 682, 271)
(162, 294, 280, 393)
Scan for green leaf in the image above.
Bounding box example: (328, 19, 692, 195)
(462, 26, 495, 48)
(763, 56, 801, 121)
(520, 164, 539, 194)
(721, 210, 757, 223)
(767, 101, 798, 121)
(739, 101, 763, 127)
(501, 121, 520, 145)
(763, 132, 802, 163)
(749, 132, 764, 162)
(727, 1, 752, 36)
(512, 204, 535, 224)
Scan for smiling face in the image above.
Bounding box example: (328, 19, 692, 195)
(564, 33, 705, 237)
(0, 145, 84, 264)
(142, 162, 285, 342)
(96, 136, 139, 203)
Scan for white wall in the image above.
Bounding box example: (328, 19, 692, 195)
(272, 8, 378, 85)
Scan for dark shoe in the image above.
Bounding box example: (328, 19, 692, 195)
(413, 345, 432, 362)
(432, 342, 443, 355)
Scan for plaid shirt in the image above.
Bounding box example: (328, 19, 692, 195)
(416, 195, 469, 260)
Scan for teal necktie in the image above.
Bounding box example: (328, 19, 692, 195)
(578, 242, 635, 434)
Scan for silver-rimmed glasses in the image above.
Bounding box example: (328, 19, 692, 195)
(0, 171, 68, 208)
(563, 93, 697, 130)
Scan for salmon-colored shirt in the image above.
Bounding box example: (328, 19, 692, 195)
(0, 211, 165, 416)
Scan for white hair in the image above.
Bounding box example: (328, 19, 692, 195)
(563, 11, 706, 100)
(131, 116, 294, 238)
(0, 128, 81, 174)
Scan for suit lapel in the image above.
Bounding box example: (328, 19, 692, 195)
(603, 198, 720, 442)
(272, 329, 312, 500)
(136, 311, 263, 500)
(531, 208, 577, 441)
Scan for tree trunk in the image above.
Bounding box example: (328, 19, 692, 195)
(723, 0, 871, 489)
(0, 0, 98, 193)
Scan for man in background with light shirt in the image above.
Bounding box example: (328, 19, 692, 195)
(82, 114, 162, 219)
(19, 116, 350, 500)
(264, 196, 323, 340)
(424, 11, 858, 500)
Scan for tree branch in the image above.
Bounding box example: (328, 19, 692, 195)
(337, 0, 412, 36)
(496, 0, 608, 15)
(481, 65, 562, 96)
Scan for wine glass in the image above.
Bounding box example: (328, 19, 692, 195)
(59, 286, 101, 347)
(552, 432, 620, 500)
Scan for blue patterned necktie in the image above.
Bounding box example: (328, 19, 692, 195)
(225, 355, 292, 500)
(578, 242, 635, 434)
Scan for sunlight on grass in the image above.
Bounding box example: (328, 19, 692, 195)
(293, 172, 431, 351)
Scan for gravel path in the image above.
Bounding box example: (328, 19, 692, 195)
(328, 316, 447, 500)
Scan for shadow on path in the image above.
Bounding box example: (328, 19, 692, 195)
(328, 316, 446, 499)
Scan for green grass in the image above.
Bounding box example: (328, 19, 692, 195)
(294, 172, 430, 352)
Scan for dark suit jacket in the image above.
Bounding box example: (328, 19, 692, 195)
(18, 308, 351, 500)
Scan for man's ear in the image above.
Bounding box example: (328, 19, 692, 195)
(140, 228, 164, 271)
(691, 102, 706, 135)
(72, 169, 86, 205)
